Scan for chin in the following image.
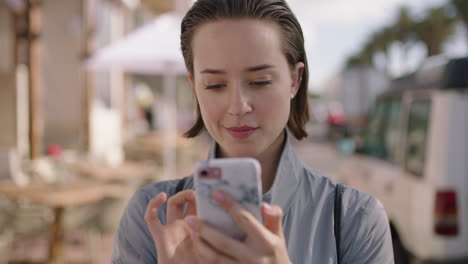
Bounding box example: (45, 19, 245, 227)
(213, 129, 268, 157)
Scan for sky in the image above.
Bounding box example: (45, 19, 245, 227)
(285, 0, 467, 91)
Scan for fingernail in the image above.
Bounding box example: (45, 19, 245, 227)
(264, 203, 274, 214)
(213, 190, 225, 203)
(185, 216, 196, 227)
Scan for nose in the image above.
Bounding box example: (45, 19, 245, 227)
(227, 83, 252, 116)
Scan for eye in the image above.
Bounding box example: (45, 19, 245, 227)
(205, 84, 226, 90)
(250, 81, 272, 87)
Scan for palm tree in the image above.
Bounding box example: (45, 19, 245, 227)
(451, 0, 468, 52)
(346, 33, 381, 68)
(346, 54, 367, 67)
(394, 7, 416, 43)
(452, 0, 468, 27)
(394, 7, 417, 72)
(345, 28, 394, 71)
(361, 41, 376, 66)
(372, 27, 395, 73)
(415, 7, 456, 56)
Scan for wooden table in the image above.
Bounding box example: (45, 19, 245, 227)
(66, 161, 159, 183)
(0, 180, 126, 264)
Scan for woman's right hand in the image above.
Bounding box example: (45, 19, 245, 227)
(144, 190, 198, 264)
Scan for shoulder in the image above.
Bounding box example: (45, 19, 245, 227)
(301, 166, 384, 216)
(302, 168, 392, 262)
(339, 184, 390, 241)
(341, 185, 386, 220)
(340, 186, 394, 262)
(301, 166, 391, 240)
(337, 184, 393, 263)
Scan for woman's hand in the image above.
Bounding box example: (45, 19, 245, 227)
(144, 190, 198, 264)
(185, 190, 291, 264)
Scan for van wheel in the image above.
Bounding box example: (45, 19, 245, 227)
(392, 229, 410, 264)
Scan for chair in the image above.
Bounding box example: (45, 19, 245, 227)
(0, 149, 51, 263)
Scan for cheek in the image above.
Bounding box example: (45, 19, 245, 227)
(196, 91, 223, 124)
(255, 89, 291, 120)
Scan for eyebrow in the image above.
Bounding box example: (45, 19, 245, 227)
(246, 64, 274, 72)
(200, 69, 226, 74)
(200, 64, 275, 74)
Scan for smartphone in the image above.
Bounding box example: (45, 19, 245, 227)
(193, 158, 262, 240)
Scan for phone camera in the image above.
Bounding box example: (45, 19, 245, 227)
(201, 170, 208, 177)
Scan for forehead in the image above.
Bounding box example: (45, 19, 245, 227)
(191, 19, 286, 72)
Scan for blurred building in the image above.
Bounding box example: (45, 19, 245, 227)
(0, 1, 18, 152)
(0, 0, 193, 164)
(326, 66, 390, 129)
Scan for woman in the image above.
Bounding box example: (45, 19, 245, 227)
(111, 0, 394, 263)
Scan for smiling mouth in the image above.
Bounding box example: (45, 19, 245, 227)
(226, 126, 258, 139)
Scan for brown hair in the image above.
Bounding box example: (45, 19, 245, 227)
(181, 0, 309, 140)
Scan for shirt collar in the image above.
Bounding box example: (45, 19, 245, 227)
(206, 130, 303, 213)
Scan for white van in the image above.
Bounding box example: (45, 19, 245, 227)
(337, 57, 468, 264)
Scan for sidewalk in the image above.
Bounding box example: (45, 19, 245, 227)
(292, 123, 344, 180)
(293, 139, 342, 179)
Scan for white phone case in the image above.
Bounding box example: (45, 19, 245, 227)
(193, 158, 262, 240)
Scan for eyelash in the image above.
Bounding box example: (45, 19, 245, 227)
(205, 81, 272, 90)
(251, 81, 272, 86)
(205, 84, 225, 90)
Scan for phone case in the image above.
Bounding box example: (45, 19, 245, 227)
(193, 158, 262, 240)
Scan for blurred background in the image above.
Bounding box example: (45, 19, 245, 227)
(0, 0, 467, 263)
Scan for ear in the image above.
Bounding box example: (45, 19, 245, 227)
(291, 62, 304, 98)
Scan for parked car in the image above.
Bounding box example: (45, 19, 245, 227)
(337, 57, 468, 264)
(326, 103, 348, 139)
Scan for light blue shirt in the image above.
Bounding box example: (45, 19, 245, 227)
(111, 132, 394, 263)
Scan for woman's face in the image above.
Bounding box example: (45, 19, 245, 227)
(189, 19, 304, 158)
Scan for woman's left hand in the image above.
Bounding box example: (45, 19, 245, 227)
(184, 190, 291, 264)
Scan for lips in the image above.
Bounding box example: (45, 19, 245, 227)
(226, 126, 258, 139)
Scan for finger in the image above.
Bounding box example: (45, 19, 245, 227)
(144, 192, 167, 234)
(191, 229, 237, 264)
(262, 202, 284, 238)
(167, 190, 196, 223)
(212, 190, 274, 244)
(185, 216, 257, 261)
(184, 196, 197, 217)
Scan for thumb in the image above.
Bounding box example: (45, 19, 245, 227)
(262, 202, 284, 237)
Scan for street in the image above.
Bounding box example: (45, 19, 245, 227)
(292, 123, 343, 181)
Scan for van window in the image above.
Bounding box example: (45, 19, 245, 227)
(405, 99, 431, 177)
(363, 102, 389, 159)
(385, 100, 402, 163)
(363, 100, 402, 162)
